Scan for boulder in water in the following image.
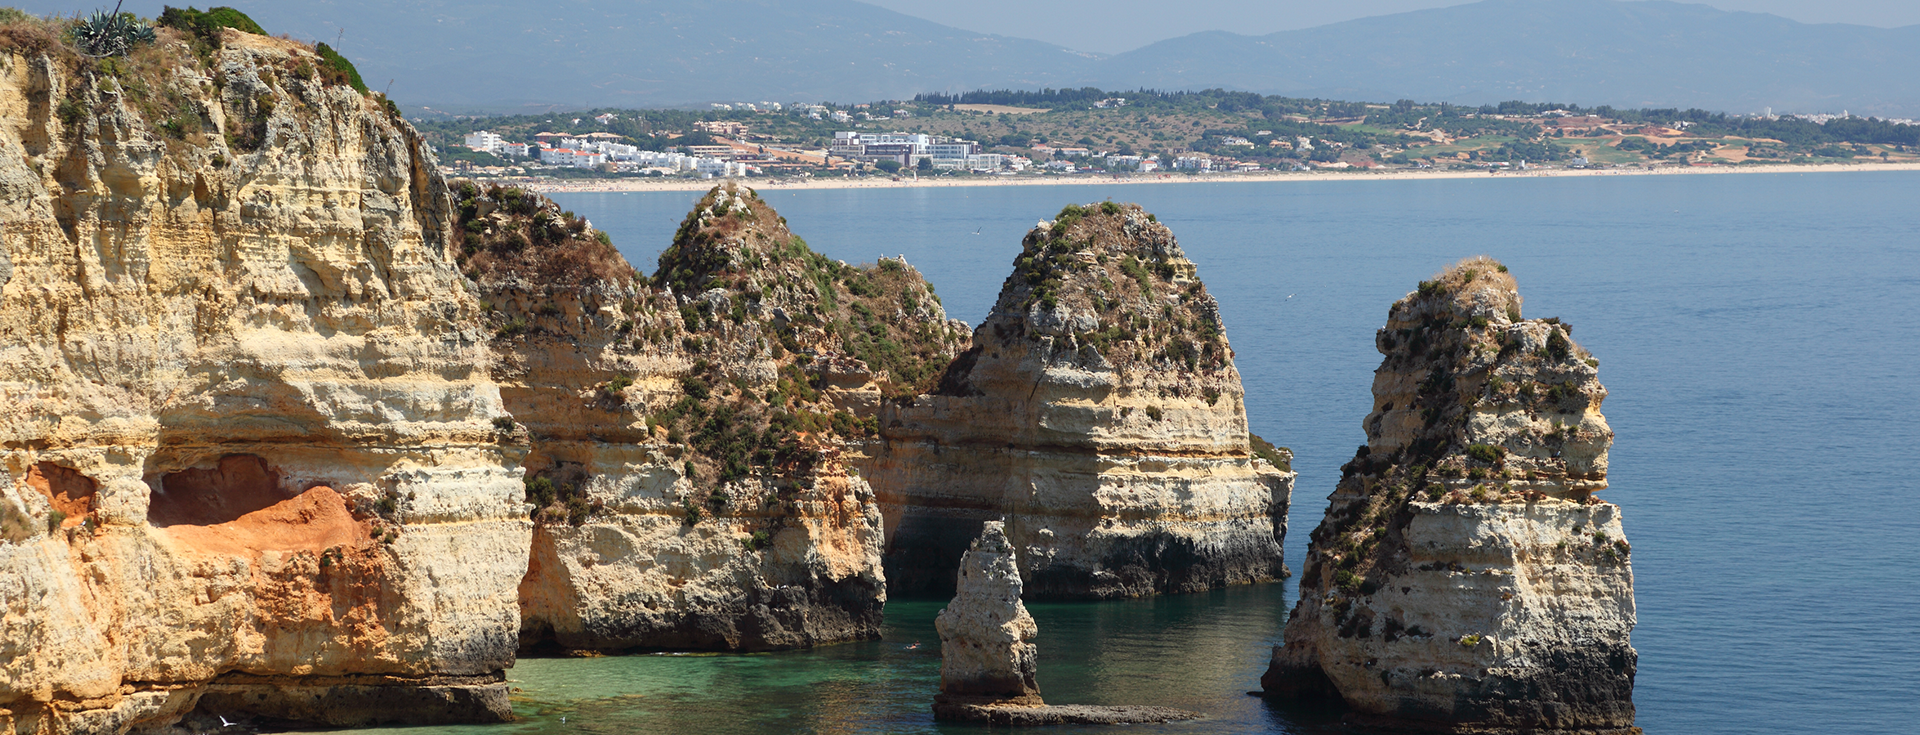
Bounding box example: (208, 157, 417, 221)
(933, 522, 1198, 725)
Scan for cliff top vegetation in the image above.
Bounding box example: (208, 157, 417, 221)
(451, 181, 636, 289)
(1309, 256, 1614, 596)
(464, 183, 965, 527)
(0, 5, 379, 131)
(939, 201, 1233, 399)
(656, 184, 968, 400)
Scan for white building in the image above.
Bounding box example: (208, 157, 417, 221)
(965, 154, 1004, 171)
(537, 148, 606, 168)
(500, 143, 530, 158)
(1173, 156, 1213, 171)
(926, 141, 978, 160)
(694, 158, 753, 177)
(464, 130, 504, 153)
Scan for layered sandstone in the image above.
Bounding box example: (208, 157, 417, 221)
(473, 182, 969, 651)
(0, 24, 521, 733)
(1261, 258, 1637, 733)
(865, 203, 1292, 598)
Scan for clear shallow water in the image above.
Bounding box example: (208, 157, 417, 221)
(351, 172, 1920, 734)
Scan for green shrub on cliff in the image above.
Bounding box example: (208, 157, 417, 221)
(1466, 443, 1506, 465)
(156, 6, 264, 42)
(314, 41, 368, 94)
(1249, 433, 1292, 472)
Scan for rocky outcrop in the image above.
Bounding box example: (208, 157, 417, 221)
(0, 23, 520, 733)
(1261, 258, 1637, 734)
(864, 202, 1292, 598)
(933, 522, 1195, 726)
(934, 521, 1042, 708)
(470, 182, 970, 652)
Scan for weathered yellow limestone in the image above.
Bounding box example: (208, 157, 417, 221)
(485, 183, 954, 652)
(0, 32, 523, 731)
(862, 204, 1292, 598)
(1263, 258, 1637, 734)
(0, 24, 1304, 733)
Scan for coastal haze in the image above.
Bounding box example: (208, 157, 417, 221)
(14, 0, 1920, 115)
(1, 4, 1916, 735)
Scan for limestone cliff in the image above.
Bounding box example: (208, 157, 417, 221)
(1261, 258, 1637, 733)
(865, 202, 1292, 598)
(464, 182, 970, 651)
(0, 19, 520, 734)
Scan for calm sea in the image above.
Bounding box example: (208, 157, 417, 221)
(334, 171, 1920, 734)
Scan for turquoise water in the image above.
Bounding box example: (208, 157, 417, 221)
(354, 172, 1919, 734)
(349, 585, 1321, 735)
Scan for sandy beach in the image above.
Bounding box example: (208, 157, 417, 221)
(501, 161, 1920, 194)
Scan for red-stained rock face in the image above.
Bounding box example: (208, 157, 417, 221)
(27, 463, 96, 529)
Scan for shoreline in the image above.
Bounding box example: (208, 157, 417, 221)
(502, 161, 1920, 194)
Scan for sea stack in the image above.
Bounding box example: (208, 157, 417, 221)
(1261, 257, 1638, 734)
(865, 202, 1292, 599)
(934, 522, 1197, 726)
(495, 182, 969, 652)
(934, 521, 1043, 709)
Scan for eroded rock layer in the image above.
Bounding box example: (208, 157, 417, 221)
(1261, 258, 1638, 734)
(468, 183, 969, 651)
(0, 26, 521, 733)
(865, 203, 1292, 599)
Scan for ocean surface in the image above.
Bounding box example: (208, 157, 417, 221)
(337, 171, 1920, 734)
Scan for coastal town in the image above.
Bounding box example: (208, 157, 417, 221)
(426, 90, 1920, 185)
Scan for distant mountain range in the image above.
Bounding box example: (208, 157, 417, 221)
(232, 0, 1092, 113)
(1095, 0, 1920, 118)
(21, 0, 1918, 116)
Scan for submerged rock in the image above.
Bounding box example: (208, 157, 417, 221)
(865, 202, 1292, 599)
(933, 522, 1197, 726)
(1261, 257, 1639, 734)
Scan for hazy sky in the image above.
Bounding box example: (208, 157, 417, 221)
(13, 0, 1920, 56)
(864, 0, 1920, 54)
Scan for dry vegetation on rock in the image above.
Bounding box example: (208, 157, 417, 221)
(1264, 256, 1635, 733)
(459, 181, 969, 530)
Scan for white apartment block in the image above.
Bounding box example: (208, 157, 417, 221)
(464, 130, 504, 153)
(965, 154, 1004, 171)
(538, 148, 606, 167)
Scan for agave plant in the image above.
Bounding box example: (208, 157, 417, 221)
(72, 1, 155, 58)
